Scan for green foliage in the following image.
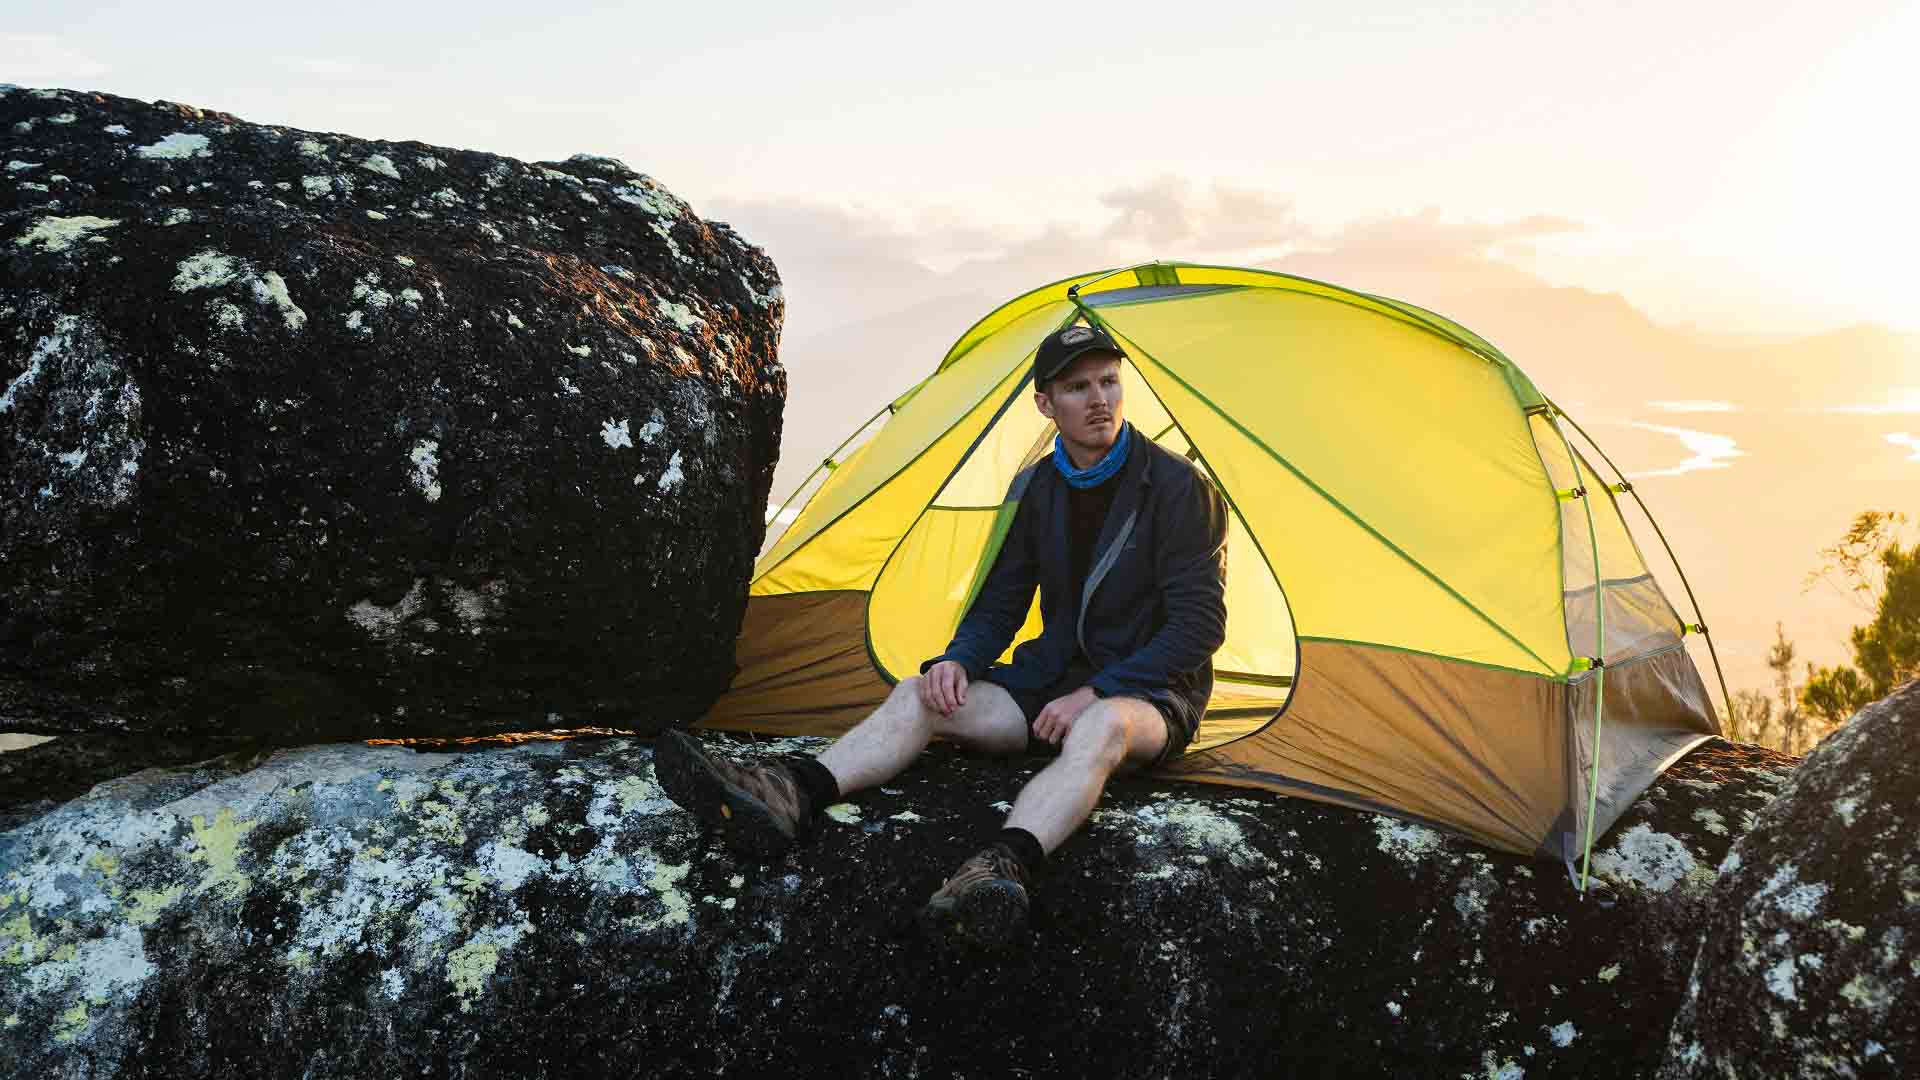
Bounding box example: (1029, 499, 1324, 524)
(1719, 688, 1773, 746)
(1799, 511, 1920, 726)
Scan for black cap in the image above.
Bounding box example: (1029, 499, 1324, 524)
(1033, 323, 1126, 390)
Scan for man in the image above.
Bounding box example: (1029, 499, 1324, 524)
(655, 322, 1229, 945)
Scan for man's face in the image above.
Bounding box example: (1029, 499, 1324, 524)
(1036, 351, 1125, 461)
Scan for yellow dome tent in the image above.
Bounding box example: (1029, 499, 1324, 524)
(703, 262, 1726, 886)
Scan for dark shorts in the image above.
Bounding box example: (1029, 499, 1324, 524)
(980, 660, 1191, 768)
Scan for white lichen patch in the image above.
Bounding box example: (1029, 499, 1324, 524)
(1765, 957, 1799, 1001)
(612, 180, 686, 219)
(655, 451, 686, 492)
(1547, 1021, 1577, 1047)
(6, 160, 42, 173)
(650, 220, 687, 262)
(407, 440, 440, 501)
(252, 272, 307, 330)
(889, 810, 924, 823)
(601, 418, 632, 449)
(210, 300, 247, 331)
(348, 578, 426, 639)
(48, 112, 77, 124)
(1373, 816, 1447, 863)
(741, 275, 782, 308)
(14, 215, 123, 253)
(825, 804, 862, 824)
(171, 250, 307, 331)
(1598, 963, 1620, 982)
(1589, 824, 1704, 894)
(366, 209, 389, 221)
(103, 123, 130, 135)
(134, 132, 211, 160)
(629, 860, 693, 933)
(296, 138, 329, 157)
(1691, 808, 1728, 836)
(360, 154, 401, 180)
(1834, 797, 1861, 826)
(1753, 864, 1830, 920)
(301, 175, 335, 198)
(1100, 799, 1271, 869)
(656, 298, 702, 332)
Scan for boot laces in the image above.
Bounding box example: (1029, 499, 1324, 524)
(937, 844, 1026, 897)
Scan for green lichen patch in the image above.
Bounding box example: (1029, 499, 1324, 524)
(186, 807, 258, 898)
(1, 910, 39, 965)
(52, 1002, 88, 1044)
(125, 885, 184, 927)
(446, 940, 500, 1011)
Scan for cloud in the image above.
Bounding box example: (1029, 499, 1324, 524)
(1887, 433, 1920, 462)
(0, 34, 114, 83)
(1303, 208, 1584, 266)
(1626, 422, 1747, 478)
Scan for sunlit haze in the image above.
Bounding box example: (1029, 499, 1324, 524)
(6, 0, 1919, 697)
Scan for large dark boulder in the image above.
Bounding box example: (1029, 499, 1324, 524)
(1661, 680, 1919, 1078)
(0, 732, 1793, 1078)
(0, 86, 785, 740)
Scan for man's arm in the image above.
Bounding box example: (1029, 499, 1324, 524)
(1085, 468, 1228, 698)
(920, 486, 1041, 680)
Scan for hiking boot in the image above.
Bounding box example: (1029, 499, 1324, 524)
(921, 843, 1031, 947)
(652, 730, 809, 861)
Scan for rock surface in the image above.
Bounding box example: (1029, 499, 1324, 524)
(1661, 679, 1919, 1079)
(0, 732, 1793, 1078)
(1, 87, 784, 740)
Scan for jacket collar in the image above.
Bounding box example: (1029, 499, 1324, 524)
(1045, 421, 1152, 578)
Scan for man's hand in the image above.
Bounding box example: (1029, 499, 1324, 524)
(920, 660, 970, 717)
(1032, 686, 1099, 746)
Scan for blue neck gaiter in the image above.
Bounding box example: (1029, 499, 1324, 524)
(1053, 422, 1132, 489)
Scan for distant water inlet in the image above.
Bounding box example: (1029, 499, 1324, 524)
(1626, 421, 1748, 478)
(0, 735, 55, 754)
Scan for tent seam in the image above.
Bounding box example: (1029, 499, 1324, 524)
(1095, 313, 1560, 676)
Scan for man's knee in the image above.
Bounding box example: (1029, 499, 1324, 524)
(1063, 704, 1131, 766)
(878, 677, 937, 729)
(931, 682, 1025, 753)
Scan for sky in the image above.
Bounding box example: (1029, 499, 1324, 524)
(5, 0, 1918, 334)
(5, 1, 1920, 700)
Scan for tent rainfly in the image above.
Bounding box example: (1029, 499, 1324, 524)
(702, 262, 1728, 887)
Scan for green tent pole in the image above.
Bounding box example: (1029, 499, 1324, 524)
(1546, 400, 1735, 728)
(1548, 413, 1608, 894)
(759, 401, 896, 559)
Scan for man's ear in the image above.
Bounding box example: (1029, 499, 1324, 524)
(1033, 389, 1055, 419)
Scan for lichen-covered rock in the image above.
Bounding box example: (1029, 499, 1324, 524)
(0, 87, 785, 740)
(0, 734, 1789, 1078)
(1661, 681, 1918, 1079)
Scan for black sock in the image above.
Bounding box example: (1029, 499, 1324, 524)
(786, 756, 840, 817)
(995, 827, 1047, 879)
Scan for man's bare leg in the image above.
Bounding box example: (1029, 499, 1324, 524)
(816, 675, 1028, 796)
(1003, 697, 1169, 853)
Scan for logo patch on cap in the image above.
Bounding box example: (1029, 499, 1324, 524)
(1060, 326, 1095, 344)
